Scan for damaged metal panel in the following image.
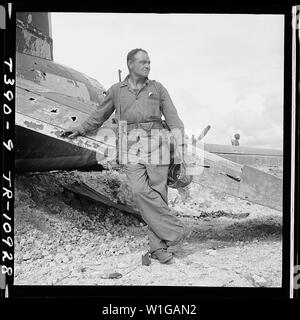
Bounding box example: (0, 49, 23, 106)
(16, 12, 52, 39)
(17, 78, 98, 113)
(15, 122, 100, 173)
(41, 92, 98, 114)
(17, 69, 91, 102)
(37, 73, 91, 102)
(16, 77, 52, 93)
(191, 144, 282, 211)
(193, 163, 282, 211)
(16, 17, 53, 60)
(16, 87, 89, 127)
(67, 70, 107, 104)
(238, 165, 282, 211)
(16, 113, 115, 160)
(204, 143, 283, 156)
(213, 154, 283, 167)
(193, 165, 241, 198)
(193, 147, 242, 200)
(204, 143, 283, 167)
(16, 111, 283, 211)
(16, 52, 106, 106)
(16, 52, 73, 81)
(200, 145, 243, 174)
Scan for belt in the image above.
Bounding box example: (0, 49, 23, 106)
(126, 119, 163, 129)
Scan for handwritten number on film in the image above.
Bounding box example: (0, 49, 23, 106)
(2, 58, 14, 276)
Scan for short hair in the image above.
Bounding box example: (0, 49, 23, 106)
(127, 48, 148, 68)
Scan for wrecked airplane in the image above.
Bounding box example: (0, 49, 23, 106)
(15, 12, 283, 213)
(16, 12, 111, 172)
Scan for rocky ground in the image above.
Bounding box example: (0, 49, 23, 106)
(14, 166, 282, 287)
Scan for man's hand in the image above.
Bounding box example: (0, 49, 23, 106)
(61, 127, 82, 139)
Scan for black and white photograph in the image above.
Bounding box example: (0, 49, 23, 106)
(11, 9, 287, 289)
(2, 4, 298, 308)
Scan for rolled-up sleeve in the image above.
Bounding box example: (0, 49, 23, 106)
(77, 86, 115, 135)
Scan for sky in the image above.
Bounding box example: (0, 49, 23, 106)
(51, 13, 284, 149)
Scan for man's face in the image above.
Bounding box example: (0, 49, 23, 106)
(129, 51, 150, 78)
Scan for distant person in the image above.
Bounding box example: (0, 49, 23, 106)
(231, 133, 240, 146)
(62, 48, 193, 264)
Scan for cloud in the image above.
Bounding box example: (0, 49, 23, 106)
(51, 13, 284, 149)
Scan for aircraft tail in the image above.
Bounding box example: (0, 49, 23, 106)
(16, 12, 53, 60)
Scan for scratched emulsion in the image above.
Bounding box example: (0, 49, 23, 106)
(16, 22, 52, 60)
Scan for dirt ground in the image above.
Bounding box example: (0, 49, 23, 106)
(14, 166, 282, 287)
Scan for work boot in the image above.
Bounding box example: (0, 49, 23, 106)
(151, 249, 174, 264)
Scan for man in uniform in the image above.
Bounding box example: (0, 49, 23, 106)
(62, 48, 190, 264)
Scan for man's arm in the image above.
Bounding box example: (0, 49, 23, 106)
(157, 82, 184, 132)
(61, 87, 115, 138)
(157, 82, 187, 161)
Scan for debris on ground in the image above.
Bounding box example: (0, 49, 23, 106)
(251, 274, 268, 287)
(14, 166, 282, 286)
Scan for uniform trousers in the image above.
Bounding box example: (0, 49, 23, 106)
(123, 163, 186, 253)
